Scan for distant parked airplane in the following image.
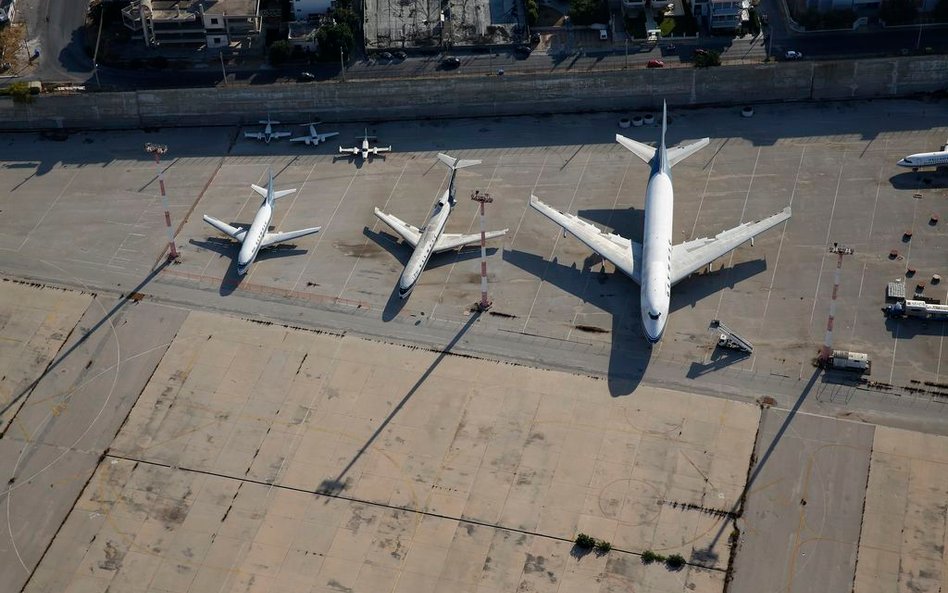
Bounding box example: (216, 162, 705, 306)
(244, 115, 291, 144)
(897, 146, 948, 171)
(291, 122, 339, 146)
(339, 129, 392, 161)
(203, 169, 321, 275)
(375, 153, 507, 297)
(530, 101, 791, 343)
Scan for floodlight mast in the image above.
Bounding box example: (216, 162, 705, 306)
(819, 242, 854, 364)
(144, 143, 179, 261)
(471, 190, 494, 311)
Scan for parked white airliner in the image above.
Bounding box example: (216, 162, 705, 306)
(530, 102, 791, 343)
(203, 170, 321, 275)
(244, 115, 291, 144)
(375, 153, 508, 297)
(897, 147, 948, 170)
(291, 122, 339, 146)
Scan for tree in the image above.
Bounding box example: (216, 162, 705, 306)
(526, 0, 539, 26)
(269, 40, 292, 65)
(933, 0, 948, 21)
(317, 23, 355, 62)
(568, 0, 607, 25)
(879, 0, 917, 25)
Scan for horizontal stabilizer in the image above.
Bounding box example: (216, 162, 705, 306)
(615, 134, 657, 165)
(438, 152, 481, 170)
(272, 189, 296, 200)
(251, 184, 268, 199)
(667, 138, 710, 167)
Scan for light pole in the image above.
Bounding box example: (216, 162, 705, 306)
(219, 51, 228, 86)
(144, 143, 180, 262)
(340, 47, 346, 81)
(471, 190, 494, 311)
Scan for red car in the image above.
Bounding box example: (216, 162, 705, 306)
(647, 59, 665, 68)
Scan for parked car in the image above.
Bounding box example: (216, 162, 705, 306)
(440, 56, 461, 69)
(513, 45, 532, 59)
(379, 51, 394, 60)
(784, 50, 803, 60)
(394, 50, 407, 60)
(647, 59, 665, 68)
(599, 29, 608, 40)
(298, 71, 316, 82)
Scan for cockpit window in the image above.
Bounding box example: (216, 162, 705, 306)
(648, 311, 661, 320)
(904, 159, 912, 164)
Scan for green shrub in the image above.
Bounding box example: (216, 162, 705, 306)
(642, 549, 664, 564)
(575, 533, 596, 548)
(5, 82, 34, 104)
(666, 553, 686, 569)
(694, 50, 721, 68)
(594, 540, 612, 553)
(269, 40, 292, 65)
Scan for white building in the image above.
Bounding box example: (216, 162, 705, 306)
(292, 0, 334, 21)
(121, 0, 262, 48)
(0, 0, 15, 26)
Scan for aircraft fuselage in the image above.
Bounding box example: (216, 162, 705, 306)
(238, 201, 272, 275)
(640, 170, 673, 342)
(897, 150, 948, 170)
(399, 195, 452, 297)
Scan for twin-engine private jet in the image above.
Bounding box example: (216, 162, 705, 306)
(290, 122, 340, 146)
(244, 115, 291, 144)
(339, 129, 392, 161)
(203, 170, 321, 275)
(530, 102, 791, 343)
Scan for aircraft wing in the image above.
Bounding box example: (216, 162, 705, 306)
(317, 132, 339, 142)
(374, 208, 421, 247)
(339, 146, 359, 155)
(289, 136, 310, 143)
(203, 215, 247, 242)
(244, 132, 264, 140)
(530, 195, 641, 283)
(260, 227, 321, 248)
(272, 131, 291, 139)
(433, 229, 508, 253)
(670, 207, 791, 285)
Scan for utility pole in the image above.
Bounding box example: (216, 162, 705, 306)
(144, 143, 180, 262)
(471, 190, 494, 311)
(818, 242, 854, 365)
(340, 47, 346, 81)
(219, 51, 228, 86)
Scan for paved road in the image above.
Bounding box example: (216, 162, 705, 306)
(22, 0, 93, 82)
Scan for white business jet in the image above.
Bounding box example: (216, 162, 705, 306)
(375, 153, 508, 297)
(339, 129, 392, 161)
(530, 102, 791, 343)
(203, 170, 321, 275)
(244, 115, 291, 144)
(897, 146, 948, 171)
(290, 122, 340, 146)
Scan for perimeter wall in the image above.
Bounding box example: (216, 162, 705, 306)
(1, 56, 946, 130)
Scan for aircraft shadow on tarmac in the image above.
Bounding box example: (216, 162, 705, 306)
(888, 171, 948, 190)
(189, 237, 308, 296)
(504, 248, 769, 396)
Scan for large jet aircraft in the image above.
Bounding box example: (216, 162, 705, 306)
(339, 129, 392, 161)
(375, 153, 508, 297)
(897, 146, 948, 171)
(530, 102, 791, 343)
(203, 170, 321, 275)
(244, 115, 291, 144)
(291, 122, 339, 146)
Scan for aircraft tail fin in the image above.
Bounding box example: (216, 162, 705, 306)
(438, 153, 481, 204)
(437, 152, 482, 171)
